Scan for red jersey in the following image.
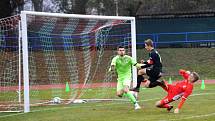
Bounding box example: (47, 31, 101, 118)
(166, 69, 194, 109)
(168, 80, 193, 99)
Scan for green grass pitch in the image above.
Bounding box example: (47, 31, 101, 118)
(0, 84, 214, 121)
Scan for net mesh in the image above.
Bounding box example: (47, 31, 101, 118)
(0, 15, 21, 112)
(25, 14, 133, 106)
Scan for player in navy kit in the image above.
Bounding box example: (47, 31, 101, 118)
(131, 39, 165, 92)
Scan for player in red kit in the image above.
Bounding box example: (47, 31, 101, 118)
(155, 69, 200, 113)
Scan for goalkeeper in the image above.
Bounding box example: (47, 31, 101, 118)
(109, 45, 143, 110)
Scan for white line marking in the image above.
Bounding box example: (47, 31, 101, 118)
(160, 112, 215, 121)
(0, 92, 214, 118)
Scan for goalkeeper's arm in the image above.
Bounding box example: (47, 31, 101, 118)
(134, 63, 146, 69)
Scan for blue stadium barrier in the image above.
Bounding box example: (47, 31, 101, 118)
(0, 31, 215, 48)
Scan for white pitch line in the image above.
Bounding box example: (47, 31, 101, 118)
(159, 92, 215, 121)
(0, 92, 215, 119)
(160, 112, 215, 121)
(190, 92, 215, 96)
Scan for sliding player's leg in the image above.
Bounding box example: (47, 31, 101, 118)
(155, 95, 174, 112)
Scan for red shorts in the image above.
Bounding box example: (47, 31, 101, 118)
(160, 85, 183, 105)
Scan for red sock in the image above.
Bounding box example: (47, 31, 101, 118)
(161, 104, 171, 109)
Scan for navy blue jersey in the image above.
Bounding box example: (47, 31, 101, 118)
(143, 49, 162, 72)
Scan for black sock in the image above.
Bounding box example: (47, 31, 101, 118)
(157, 80, 167, 91)
(136, 75, 144, 89)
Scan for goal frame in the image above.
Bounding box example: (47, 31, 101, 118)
(20, 11, 137, 113)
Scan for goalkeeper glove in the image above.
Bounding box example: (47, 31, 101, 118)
(135, 63, 145, 69)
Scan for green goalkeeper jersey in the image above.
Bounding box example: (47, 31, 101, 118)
(111, 55, 137, 81)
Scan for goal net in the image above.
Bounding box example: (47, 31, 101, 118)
(21, 11, 136, 112)
(0, 15, 22, 112)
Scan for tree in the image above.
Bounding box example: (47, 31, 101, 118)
(72, 0, 88, 14)
(54, 0, 88, 14)
(118, 0, 142, 16)
(0, 0, 12, 18)
(31, 0, 43, 11)
(136, 0, 215, 16)
(86, 0, 111, 15)
(86, 0, 142, 16)
(0, 0, 24, 18)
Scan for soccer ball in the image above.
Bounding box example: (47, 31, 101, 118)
(53, 97, 61, 104)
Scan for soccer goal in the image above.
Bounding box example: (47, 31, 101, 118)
(1, 11, 136, 113)
(0, 15, 22, 112)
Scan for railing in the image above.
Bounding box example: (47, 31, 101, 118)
(137, 31, 215, 48)
(1, 31, 215, 49)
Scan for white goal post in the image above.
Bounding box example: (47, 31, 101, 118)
(20, 11, 137, 113)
